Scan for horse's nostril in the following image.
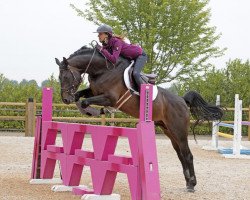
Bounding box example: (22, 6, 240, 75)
(63, 99, 69, 104)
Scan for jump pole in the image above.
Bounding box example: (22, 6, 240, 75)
(30, 88, 62, 184)
(203, 94, 250, 159)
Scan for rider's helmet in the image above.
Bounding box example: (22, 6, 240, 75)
(94, 24, 113, 36)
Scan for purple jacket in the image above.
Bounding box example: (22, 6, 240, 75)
(100, 37, 143, 64)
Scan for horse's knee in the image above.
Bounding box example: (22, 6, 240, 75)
(104, 94, 119, 107)
(81, 100, 89, 108)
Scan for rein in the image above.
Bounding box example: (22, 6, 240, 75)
(81, 47, 97, 82)
(76, 40, 116, 84)
(90, 40, 115, 70)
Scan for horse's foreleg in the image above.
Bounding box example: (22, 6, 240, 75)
(81, 95, 113, 108)
(75, 88, 94, 101)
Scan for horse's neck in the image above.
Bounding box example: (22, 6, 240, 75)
(86, 58, 127, 76)
(88, 65, 123, 83)
(87, 60, 128, 94)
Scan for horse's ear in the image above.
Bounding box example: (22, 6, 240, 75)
(63, 57, 68, 65)
(55, 58, 61, 67)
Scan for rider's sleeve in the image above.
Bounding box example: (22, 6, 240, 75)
(101, 40, 122, 64)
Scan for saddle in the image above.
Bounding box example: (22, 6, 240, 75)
(128, 65, 157, 91)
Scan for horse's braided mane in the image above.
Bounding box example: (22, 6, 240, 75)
(68, 46, 93, 59)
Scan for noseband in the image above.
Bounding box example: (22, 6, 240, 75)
(60, 68, 82, 97)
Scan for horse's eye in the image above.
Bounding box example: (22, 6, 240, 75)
(65, 76, 70, 81)
(61, 74, 67, 80)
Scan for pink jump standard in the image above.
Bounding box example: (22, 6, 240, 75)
(30, 84, 161, 200)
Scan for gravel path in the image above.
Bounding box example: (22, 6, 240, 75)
(0, 134, 250, 200)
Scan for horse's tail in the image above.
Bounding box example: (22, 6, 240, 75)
(183, 91, 224, 135)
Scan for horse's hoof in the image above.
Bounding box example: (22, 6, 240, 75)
(186, 187, 195, 193)
(100, 108, 105, 115)
(81, 101, 88, 109)
(86, 112, 92, 116)
(187, 188, 195, 193)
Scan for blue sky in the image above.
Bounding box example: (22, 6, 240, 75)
(0, 0, 249, 85)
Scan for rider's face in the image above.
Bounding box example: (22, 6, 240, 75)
(98, 32, 108, 43)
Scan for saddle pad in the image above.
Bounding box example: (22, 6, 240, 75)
(124, 61, 158, 101)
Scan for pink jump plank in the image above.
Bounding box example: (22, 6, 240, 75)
(47, 145, 64, 153)
(42, 87, 53, 122)
(31, 116, 42, 179)
(88, 125, 118, 161)
(75, 150, 95, 159)
(66, 123, 86, 155)
(40, 150, 67, 181)
(108, 155, 133, 165)
(63, 155, 84, 186)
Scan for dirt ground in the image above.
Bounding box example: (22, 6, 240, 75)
(0, 133, 250, 200)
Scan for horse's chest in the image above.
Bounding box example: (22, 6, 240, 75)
(89, 72, 121, 95)
(89, 79, 106, 95)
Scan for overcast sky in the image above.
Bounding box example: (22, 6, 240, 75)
(0, 0, 249, 85)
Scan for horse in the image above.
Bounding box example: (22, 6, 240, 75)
(55, 46, 223, 192)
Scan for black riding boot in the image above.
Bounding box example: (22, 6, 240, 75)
(133, 51, 148, 92)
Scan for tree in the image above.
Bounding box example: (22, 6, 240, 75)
(0, 76, 40, 102)
(41, 80, 49, 87)
(176, 59, 250, 107)
(20, 79, 29, 85)
(223, 59, 250, 106)
(71, 0, 225, 83)
(0, 73, 7, 92)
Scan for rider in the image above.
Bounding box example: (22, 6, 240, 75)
(94, 24, 147, 92)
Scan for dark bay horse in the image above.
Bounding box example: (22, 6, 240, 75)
(55, 46, 223, 192)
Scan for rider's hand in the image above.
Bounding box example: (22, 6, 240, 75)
(96, 44, 103, 51)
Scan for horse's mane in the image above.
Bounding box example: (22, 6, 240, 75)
(68, 46, 94, 59)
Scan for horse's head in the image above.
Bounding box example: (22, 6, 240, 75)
(55, 45, 116, 104)
(55, 57, 82, 104)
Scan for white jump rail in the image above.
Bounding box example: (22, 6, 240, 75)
(203, 94, 250, 159)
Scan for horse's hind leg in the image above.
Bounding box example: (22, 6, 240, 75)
(178, 138, 196, 192)
(159, 122, 197, 192)
(170, 139, 190, 185)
